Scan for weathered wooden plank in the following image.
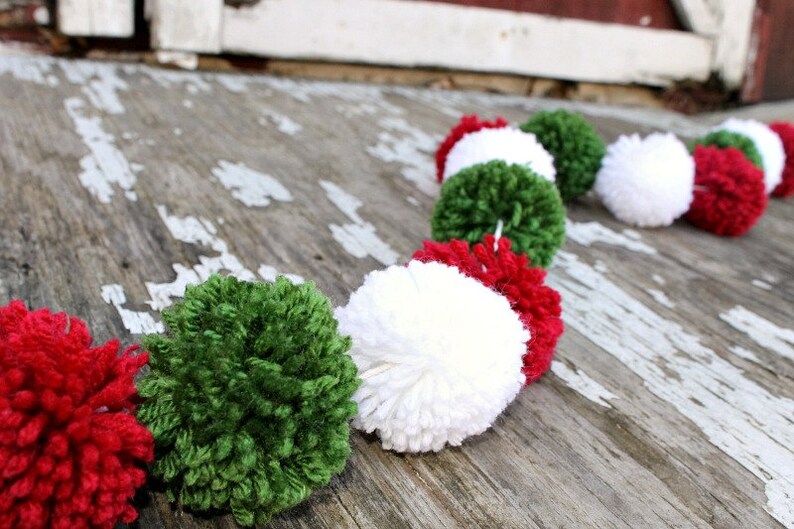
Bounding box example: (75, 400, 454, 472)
(219, 0, 713, 87)
(0, 56, 792, 529)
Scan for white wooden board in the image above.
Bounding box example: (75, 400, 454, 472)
(217, 0, 713, 87)
(58, 0, 134, 37)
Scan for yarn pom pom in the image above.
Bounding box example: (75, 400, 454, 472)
(136, 275, 359, 527)
(335, 260, 527, 453)
(435, 114, 508, 182)
(413, 235, 563, 384)
(443, 127, 556, 183)
(691, 130, 763, 170)
(715, 118, 784, 193)
(0, 300, 153, 529)
(685, 146, 767, 236)
(595, 132, 695, 227)
(769, 121, 794, 197)
(431, 160, 565, 268)
(520, 109, 605, 202)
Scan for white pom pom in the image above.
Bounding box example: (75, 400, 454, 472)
(714, 118, 785, 193)
(443, 127, 556, 182)
(595, 132, 695, 228)
(335, 260, 528, 453)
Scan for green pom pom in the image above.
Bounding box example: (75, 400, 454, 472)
(136, 275, 360, 526)
(520, 109, 605, 202)
(431, 160, 566, 268)
(691, 130, 764, 170)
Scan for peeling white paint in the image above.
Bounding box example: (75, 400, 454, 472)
(211, 160, 293, 208)
(565, 219, 657, 254)
(720, 306, 794, 362)
(145, 206, 257, 311)
(406, 196, 420, 207)
(652, 274, 666, 286)
(646, 288, 675, 309)
(183, 99, 194, 109)
(730, 345, 760, 363)
(101, 284, 164, 334)
(548, 251, 794, 527)
(60, 60, 128, 114)
(215, 74, 249, 93)
(258, 264, 305, 284)
(261, 78, 404, 116)
(101, 208, 258, 331)
(0, 55, 57, 85)
(173, 128, 183, 136)
(64, 97, 140, 203)
(751, 279, 773, 291)
(259, 109, 302, 136)
(551, 360, 617, 408)
(320, 180, 399, 266)
(125, 64, 212, 93)
(367, 117, 440, 197)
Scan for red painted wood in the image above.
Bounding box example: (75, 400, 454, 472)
(421, 0, 684, 30)
(746, 0, 794, 101)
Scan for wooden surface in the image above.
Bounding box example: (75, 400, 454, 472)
(0, 56, 793, 529)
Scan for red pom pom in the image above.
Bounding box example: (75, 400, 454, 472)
(770, 121, 794, 198)
(0, 301, 153, 529)
(435, 115, 509, 183)
(685, 145, 767, 236)
(413, 235, 563, 384)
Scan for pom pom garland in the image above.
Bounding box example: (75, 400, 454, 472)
(520, 109, 606, 202)
(443, 127, 557, 183)
(595, 133, 695, 227)
(432, 160, 566, 268)
(0, 301, 153, 529)
(685, 146, 767, 236)
(691, 130, 763, 170)
(413, 235, 563, 384)
(136, 275, 359, 526)
(335, 260, 528, 453)
(715, 118, 784, 194)
(769, 121, 794, 198)
(435, 114, 508, 182)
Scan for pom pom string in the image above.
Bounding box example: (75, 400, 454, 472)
(493, 218, 504, 252)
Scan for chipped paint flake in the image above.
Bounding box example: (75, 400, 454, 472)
(752, 279, 773, 291)
(367, 117, 440, 197)
(258, 264, 305, 284)
(720, 306, 794, 362)
(259, 109, 302, 136)
(101, 284, 164, 334)
(320, 180, 399, 266)
(646, 288, 675, 309)
(565, 219, 657, 254)
(0, 55, 57, 85)
(551, 361, 617, 408)
(211, 160, 293, 207)
(652, 274, 666, 285)
(126, 64, 212, 93)
(64, 97, 140, 203)
(60, 60, 128, 114)
(730, 345, 760, 363)
(548, 251, 794, 527)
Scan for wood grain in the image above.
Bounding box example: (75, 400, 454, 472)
(0, 56, 792, 529)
